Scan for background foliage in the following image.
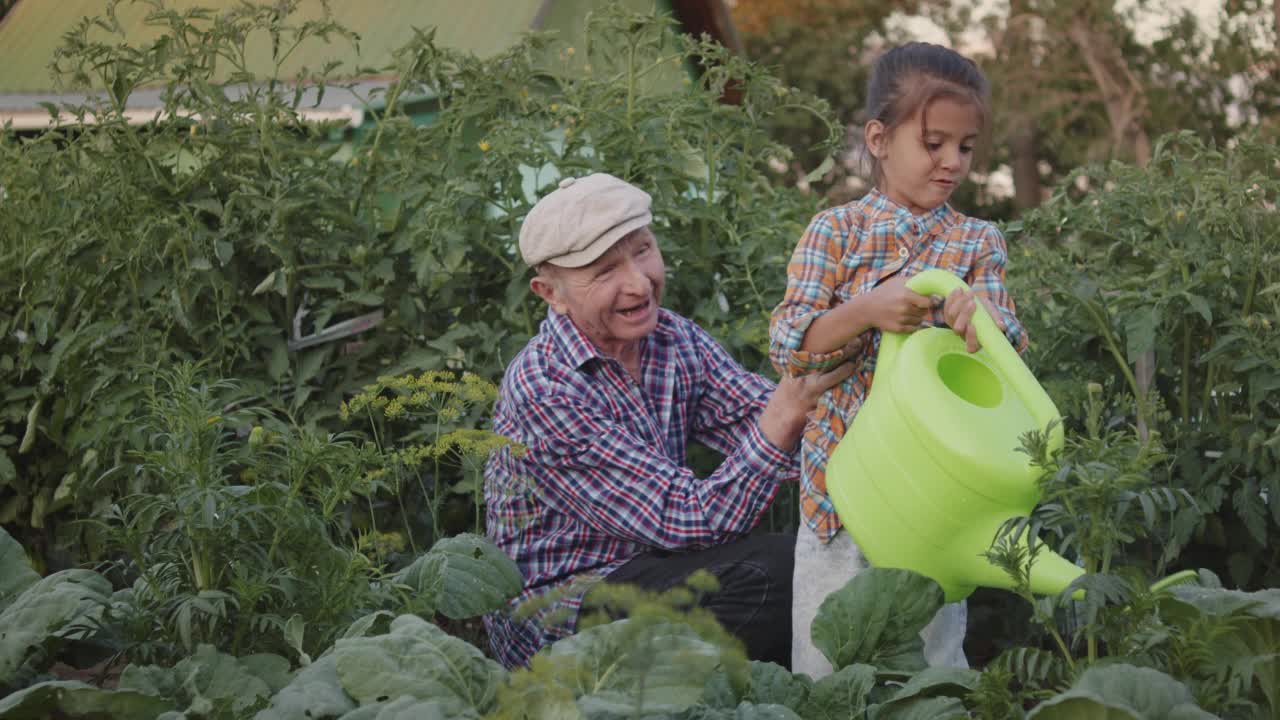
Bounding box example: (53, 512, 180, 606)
(0, 1, 834, 561)
(1, 1, 1279, 718)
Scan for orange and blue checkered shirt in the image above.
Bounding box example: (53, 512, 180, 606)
(769, 188, 1027, 544)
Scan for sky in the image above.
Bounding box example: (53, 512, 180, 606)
(891, 0, 1229, 49)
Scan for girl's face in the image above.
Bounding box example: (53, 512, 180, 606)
(866, 97, 981, 215)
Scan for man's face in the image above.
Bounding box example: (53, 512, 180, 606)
(532, 228, 666, 355)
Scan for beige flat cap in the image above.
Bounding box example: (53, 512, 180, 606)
(519, 173, 653, 268)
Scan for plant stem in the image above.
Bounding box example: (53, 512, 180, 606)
(1180, 320, 1191, 424)
(626, 40, 636, 130)
(1085, 557, 1098, 663)
(1077, 296, 1149, 435)
(352, 50, 421, 218)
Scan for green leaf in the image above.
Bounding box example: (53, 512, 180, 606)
(869, 668, 978, 720)
(188, 197, 223, 216)
(396, 533, 522, 620)
(242, 653, 294, 695)
(1026, 697, 1140, 719)
(337, 696, 473, 720)
(255, 655, 356, 720)
(804, 155, 835, 184)
(333, 614, 505, 715)
(870, 695, 968, 720)
(268, 342, 289, 382)
(295, 349, 327, 385)
(988, 647, 1070, 692)
(0, 526, 39, 611)
(253, 271, 279, 296)
(340, 610, 395, 640)
(1183, 293, 1212, 324)
(810, 568, 942, 673)
(879, 666, 980, 704)
(730, 703, 804, 719)
(119, 644, 287, 716)
(740, 662, 812, 710)
(0, 680, 173, 719)
(214, 240, 234, 265)
(1123, 306, 1159, 362)
(798, 663, 876, 720)
(283, 614, 310, 665)
(1026, 664, 1215, 720)
(543, 619, 725, 717)
(0, 569, 111, 684)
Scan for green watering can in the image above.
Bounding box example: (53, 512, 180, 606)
(826, 269, 1081, 603)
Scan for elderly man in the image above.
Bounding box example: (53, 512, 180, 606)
(483, 173, 853, 669)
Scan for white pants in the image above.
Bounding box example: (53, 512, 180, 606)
(791, 522, 969, 677)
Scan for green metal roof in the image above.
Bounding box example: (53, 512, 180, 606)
(0, 0, 552, 93)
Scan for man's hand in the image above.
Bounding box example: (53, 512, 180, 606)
(942, 289, 1000, 353)
(759, 362, 858, 452)
(866, 274, 935, 333)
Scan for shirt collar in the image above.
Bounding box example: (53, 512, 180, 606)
(864, 187, 957, 236)
(544, 307, 673, 371)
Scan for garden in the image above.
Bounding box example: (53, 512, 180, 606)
(1, 1, 1279, 718)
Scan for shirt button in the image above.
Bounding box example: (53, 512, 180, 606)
(898, 247, 909, 258)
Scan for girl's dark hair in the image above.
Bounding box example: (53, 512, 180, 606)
(862, 42, 992, 180)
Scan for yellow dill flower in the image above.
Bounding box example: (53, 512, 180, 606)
(384, 398, 406, 420)
(478, 140, 491, 152)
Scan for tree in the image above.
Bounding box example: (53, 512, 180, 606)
(734, 0, 1278, 214)
(727, 0, 921, 201)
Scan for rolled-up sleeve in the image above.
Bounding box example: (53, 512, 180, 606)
(970, 225, 1028, 354)
(687, 324, 799, 479)
(770, 212, 854, 376)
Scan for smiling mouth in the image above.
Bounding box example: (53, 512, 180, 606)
(617, 298, 652, 318)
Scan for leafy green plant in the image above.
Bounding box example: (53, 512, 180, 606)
(0, 0, 835, 560)
(340, 371, 511, 548)
(1007, 131, 1280, 589)
(0, 526, 109, 692)
(81, 364, 391, 665)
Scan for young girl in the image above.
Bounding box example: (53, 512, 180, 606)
(769, 42, 1028, 677)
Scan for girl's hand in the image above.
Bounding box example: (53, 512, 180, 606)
(943, 289, 1000, 352)
(867, 275, 935, 333)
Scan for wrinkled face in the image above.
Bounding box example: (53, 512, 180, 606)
(531, 227, 666, 357)
(867, 97, 981, 215)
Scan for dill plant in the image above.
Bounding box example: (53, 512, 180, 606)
(340, 370, 520, 549)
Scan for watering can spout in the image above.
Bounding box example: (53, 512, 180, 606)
(963, 533, 1086, 599)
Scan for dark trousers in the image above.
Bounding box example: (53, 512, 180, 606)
(599, 533, 795, 668)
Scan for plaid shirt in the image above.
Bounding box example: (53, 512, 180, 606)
(484, 307, 798, 668)
(769, 188, 1027, 544)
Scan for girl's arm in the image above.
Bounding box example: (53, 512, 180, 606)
(770, 213, 933, 376)
(769, 211, 850, 377)
(946, 224, 1027, 354)
(801, 274, 933, 353)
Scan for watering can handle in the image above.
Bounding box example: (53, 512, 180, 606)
(902, 269, 1064, 453)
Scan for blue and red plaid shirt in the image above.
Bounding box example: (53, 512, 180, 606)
(483, 307, 799, 668)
